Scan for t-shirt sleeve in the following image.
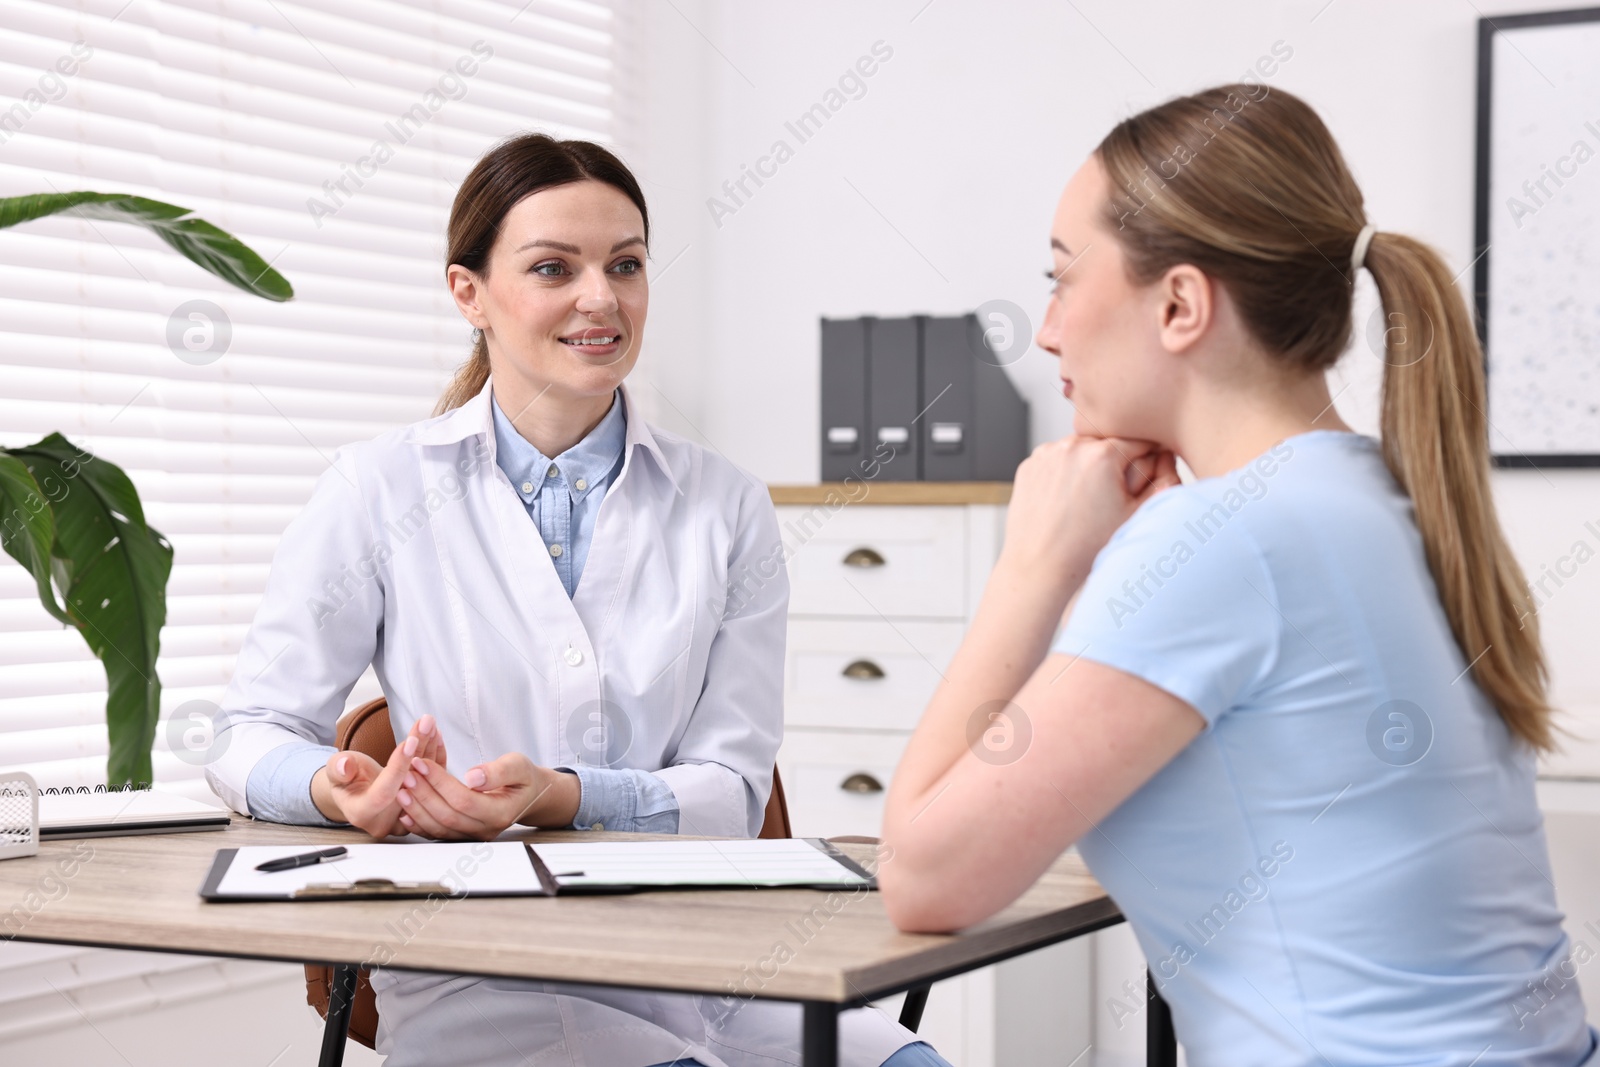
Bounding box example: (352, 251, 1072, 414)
(1050, 485, 1281, 725)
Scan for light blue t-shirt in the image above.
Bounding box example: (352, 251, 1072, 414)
(1052, 430, 1595, 1067)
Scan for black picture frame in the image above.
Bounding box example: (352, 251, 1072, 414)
(1474, 4, 1600, 468)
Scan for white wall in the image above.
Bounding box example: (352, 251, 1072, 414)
(627, 0, 1600, 773)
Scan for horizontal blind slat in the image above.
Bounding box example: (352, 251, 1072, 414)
(0, 367, 437, 425)
(0, 436, 358, 477)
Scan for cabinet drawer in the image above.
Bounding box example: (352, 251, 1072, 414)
(785, 619, 962, 730)
(778, 730, 909, 840)
(778, 505, 966, 618)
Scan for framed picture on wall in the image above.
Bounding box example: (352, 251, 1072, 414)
(1474, 5, 1600, 467)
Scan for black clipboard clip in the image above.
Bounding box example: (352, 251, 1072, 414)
(292, 877, 459, 900)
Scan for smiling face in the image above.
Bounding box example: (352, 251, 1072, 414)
(1035, 154, 1180, 443)
(448, 179, 648, 411)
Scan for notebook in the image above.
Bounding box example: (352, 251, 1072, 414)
(200, 838, 877, 902)
(38, 786, 232, 839)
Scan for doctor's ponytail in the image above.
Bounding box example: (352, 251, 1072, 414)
(436, 133, 650, 415)
(436, 335, 492, 416)
(1096, 85, 1553, 751)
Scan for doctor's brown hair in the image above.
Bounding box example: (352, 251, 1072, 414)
(1096, 84, 1552, 750)
(435, 133, 650, 415)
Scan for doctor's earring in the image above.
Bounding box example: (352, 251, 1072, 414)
(470, 326, 483, 344)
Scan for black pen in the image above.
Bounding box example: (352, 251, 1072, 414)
(255, 846, 348, 873)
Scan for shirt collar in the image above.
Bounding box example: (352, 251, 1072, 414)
(490, 387, 626, 502)
(407, 377, 679, 493)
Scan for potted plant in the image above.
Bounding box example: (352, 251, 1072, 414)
(0, 192, 292, 787)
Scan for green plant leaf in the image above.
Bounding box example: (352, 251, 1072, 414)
(0, 192, 293, 302)
(9, 434, 174, 788)
(0, 451, 69, 625)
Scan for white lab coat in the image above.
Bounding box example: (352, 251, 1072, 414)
(207, 380, 918, 1067)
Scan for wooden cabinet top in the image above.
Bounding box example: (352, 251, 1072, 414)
(768, 482, 1012, 506)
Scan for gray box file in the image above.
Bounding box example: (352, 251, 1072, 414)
(820, 318, 868, 481)
(819, 313, 1029, 482)
(920, 315, 1030, 481)
(866, 317, 919, 482)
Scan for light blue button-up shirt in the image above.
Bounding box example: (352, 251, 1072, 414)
(490, 390, 625, 598)
(244, 389, 680, 834)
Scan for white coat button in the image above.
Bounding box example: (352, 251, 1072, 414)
(549, 543, 563, 558)
(591, 822, 604, 831)
(547, 464, 559, 478)
(565, 647, 583, 666)
(575, 478, 587, 491)
(521, 481, 534, 494)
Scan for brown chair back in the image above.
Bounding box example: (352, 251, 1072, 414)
(305, 696, 792, 1049)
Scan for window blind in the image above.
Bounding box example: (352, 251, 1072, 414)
(0, 0, 627, 800)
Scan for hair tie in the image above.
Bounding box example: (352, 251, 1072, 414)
(1351, 223, 1377, 275)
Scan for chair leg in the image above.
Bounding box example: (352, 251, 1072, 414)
(898, 984, 930, 1032)
(1146, 969, 1177, 1067)
(317, 963, 359, 1067)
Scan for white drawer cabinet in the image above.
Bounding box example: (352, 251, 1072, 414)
(782, 504, 969, 618)
(777, 729, 909, 839)
(784, 619, 964, 731)
(768, 484, 1090, 1067)
(771, 486, 1008, 843)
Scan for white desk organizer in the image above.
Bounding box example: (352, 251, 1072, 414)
(0, 771, 40, 860)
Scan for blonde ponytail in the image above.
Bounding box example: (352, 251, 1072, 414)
(1365, 233, 1552, 749)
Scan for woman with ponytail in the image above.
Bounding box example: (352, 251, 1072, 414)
(881, 85, 1592, 1066)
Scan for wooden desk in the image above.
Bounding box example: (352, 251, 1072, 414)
(0, 820, 1173, 1066)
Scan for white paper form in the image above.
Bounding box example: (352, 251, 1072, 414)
(212, 842, 542, 899)
(532, 839, 873, 889)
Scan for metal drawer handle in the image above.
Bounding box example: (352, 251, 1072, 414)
(840, 773, 884, 794)
(841, 659, 885, 680)
(842, 547, 885, 568)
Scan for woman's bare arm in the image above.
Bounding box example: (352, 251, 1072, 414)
(879, 435, 1200, 931)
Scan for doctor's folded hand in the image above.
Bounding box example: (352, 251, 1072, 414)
(308, 713, 574, 840)
(307, 713, 436, 837)
(397, 750, 575, 840)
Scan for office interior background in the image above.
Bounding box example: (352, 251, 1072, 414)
(1, 1, 1598, 1064)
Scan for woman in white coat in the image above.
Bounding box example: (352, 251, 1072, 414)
(206, 134, 947, 1067)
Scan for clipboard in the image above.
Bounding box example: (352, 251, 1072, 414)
(199, 838, 877, 902)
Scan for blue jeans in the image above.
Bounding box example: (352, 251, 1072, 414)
(647, 1042, 953, 1067)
